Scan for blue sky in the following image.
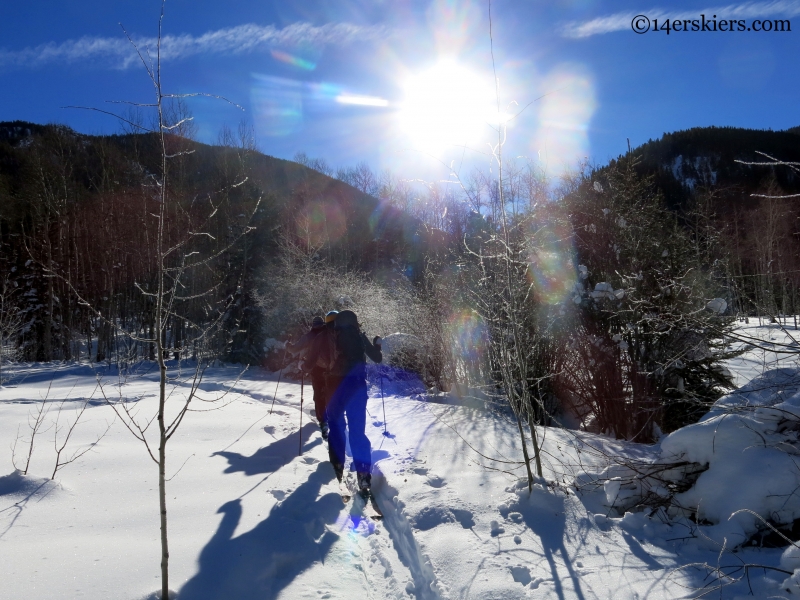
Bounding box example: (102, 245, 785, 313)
(1, 0, 798, 180)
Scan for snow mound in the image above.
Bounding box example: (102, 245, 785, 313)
(782, 544, 800, 594)
(0, 470, 62, 499)
(576, 367, 800, 549)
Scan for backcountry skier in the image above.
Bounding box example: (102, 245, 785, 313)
(287, 315, 330, 440)
(325, 309, 382, 493)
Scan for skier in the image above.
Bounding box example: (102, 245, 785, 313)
(287, 315, 330, 440)
(325, 309, 382, 493)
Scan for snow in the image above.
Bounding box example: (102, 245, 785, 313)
(3, 324, 800, 599)
(705, 298, 727, 314)
(590, 282, 624, 301)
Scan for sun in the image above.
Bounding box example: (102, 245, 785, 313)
(398, 60, 497, 156)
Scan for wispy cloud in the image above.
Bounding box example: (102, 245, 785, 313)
(0, 21, 390, 70)
(561, 0, 800, 38)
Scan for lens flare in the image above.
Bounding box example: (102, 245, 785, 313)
(446, 310, 488, 380)
(270, 49, 316, 71)
(427, 0, 484, 55)
(251, 74, 389, 138)
(530, 65, 596, 171)
(336, 94, 389, 107)
(525, 218, 576, 305)
(297, 199, 346, 246)
(251, 75, 304, 137)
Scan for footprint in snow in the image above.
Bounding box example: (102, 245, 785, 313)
(412, 506, 454, 531)
(451, 508, 475, 529)
(529, 577, 546, 590)
(510, 565, 531, 586)
(425, 475, 446, 488)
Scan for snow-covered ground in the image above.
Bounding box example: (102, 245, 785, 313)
(2, 321, 800, 599)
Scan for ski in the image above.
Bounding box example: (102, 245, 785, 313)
(361, 489, 383, 520)
(344, 475, 383, 520)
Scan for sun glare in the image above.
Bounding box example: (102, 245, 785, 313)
(399, 60, 497, 155)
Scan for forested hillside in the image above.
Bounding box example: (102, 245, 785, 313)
(0, 121, 428, 364)
(617, 125, 800, 317)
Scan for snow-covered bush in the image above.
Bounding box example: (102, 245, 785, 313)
(381, 333, 426, 377)
(258, 248, 452, 387)
(259, 257, 417, 338)
(576, 367, 800, 549)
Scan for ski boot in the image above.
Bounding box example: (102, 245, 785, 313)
(357, 471, 372, 496)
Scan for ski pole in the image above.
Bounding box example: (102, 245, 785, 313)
(269, 341, 290, 414)
(380, 365, 388, 436)
(373, 336, 388, 436)
(299, 372, 304, 456)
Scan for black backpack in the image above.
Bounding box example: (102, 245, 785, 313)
(332, 310, 366, 374)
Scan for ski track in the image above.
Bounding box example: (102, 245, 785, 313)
(373, 476, 442, 600)
(351, 518, 409, 600)
(247, 374, 441, 598)
(259, 400, 423, 600)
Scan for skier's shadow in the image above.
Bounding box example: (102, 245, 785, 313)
(212, 422, 321, 475)
(179, 462, 341, 600)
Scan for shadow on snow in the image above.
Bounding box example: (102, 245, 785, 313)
(179, 461, 341, 600)
(515, 491, 588, 600)
(211, 422, 321, 476)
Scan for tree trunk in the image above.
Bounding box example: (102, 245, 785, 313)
(515, 410, 535, 492)
(526, 410, 543, 479)
(157, 208, 170, 600)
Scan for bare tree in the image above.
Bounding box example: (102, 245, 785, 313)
(54, 4, 259, 598)
(0, 272, 23, 385)
(51, 388, 114, 480)
(11, 383, 53, 475)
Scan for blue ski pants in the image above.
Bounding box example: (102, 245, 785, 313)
(326, 372, 371, 473)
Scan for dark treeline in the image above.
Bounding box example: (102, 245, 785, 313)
(0, 121, 430, 364)
(630, 126, 800, 319)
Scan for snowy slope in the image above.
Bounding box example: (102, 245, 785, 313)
(0, 337, 796, 599)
